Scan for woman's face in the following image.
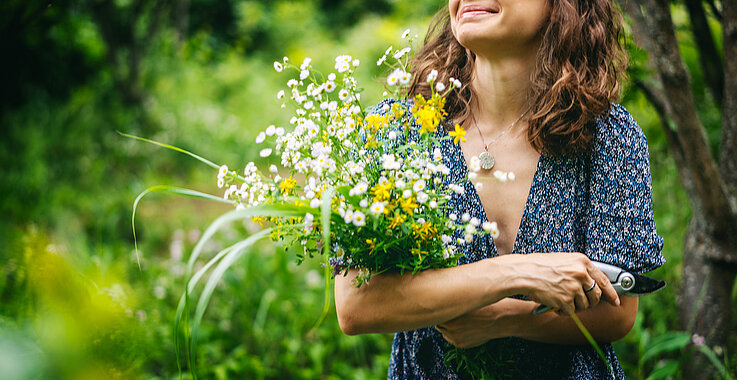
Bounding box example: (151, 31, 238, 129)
(449, 0, 551, 55)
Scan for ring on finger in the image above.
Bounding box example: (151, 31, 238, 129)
(584, 282, 597, 293)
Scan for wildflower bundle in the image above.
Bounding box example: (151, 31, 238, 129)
(217, 36, 498, 287)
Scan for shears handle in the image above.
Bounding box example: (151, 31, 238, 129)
(532, 261, 632, 314)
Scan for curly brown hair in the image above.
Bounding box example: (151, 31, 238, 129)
(408, 1, 627, 155)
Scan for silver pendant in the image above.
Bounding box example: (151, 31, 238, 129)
(479, 151, 495, 170)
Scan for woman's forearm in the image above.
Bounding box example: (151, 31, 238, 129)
(497, 296, 638, 344)
(335, 252, 618, 336)
(334, 255, 524, 335)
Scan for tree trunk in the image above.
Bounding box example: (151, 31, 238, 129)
(617, 1, 737, 378)
(680, 217, 737, 378)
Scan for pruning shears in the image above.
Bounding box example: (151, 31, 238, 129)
(532, 260, 666, 314)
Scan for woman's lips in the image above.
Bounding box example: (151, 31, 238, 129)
(460, 5, 499, 19)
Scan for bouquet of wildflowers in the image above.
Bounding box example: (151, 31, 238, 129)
(128, 30, 519, 378)
(215, 32, 501, 287)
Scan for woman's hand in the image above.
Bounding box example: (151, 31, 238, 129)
(506, 252, 620, 315)
(435, 303, 508, 348)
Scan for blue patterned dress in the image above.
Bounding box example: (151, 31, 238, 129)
(378, 101, 665, 379)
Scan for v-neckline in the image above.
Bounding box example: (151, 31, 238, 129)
(448, 134, 544, 257)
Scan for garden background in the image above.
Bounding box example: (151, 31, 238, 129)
(1, 0, 734, 379)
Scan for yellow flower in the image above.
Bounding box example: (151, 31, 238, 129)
(371, 182, 393, 202)
(364, 134, 379, 149)
(366, 238, 377, 255)
(411, 93, 447, 135)
(364, 114, 388, 133)
(412, 222, 438, 241)
(411, 247, 427, 259)
(399, 197, 418, 215)
(387, 212, 406, 229)
(279, 177, 297, 195)
(383, 202, 395, 216)
(449, 123, 467, 144)
(414, 106, 440, 134)
(251, 216, 266, 227)
(390, 102, 405, 121)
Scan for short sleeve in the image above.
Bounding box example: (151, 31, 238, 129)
(585, 105, 665, 274)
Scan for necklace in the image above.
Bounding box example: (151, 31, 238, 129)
(472, 109, 529, 170)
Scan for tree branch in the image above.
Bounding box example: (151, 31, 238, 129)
(684, 0, 724, 106)
(721, 0, 737, 202)
(705, 0, 723, 20)
(633, 79, 700, 202)
(617, 0, 736, 242)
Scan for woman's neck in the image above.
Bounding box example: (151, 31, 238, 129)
(470, 49, 538, 134)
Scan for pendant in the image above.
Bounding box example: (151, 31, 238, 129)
(479, 151, 495, 170)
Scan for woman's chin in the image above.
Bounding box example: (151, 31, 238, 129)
(456, 33, 498, 52)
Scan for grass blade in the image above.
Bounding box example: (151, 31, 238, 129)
(568, 311, 612, 374)
(311, 188, 335, 331)
(175, 203, 313, 377)
(132, 185, 231, 269)
(191, 229, 274, 368)
(697, 345, 735, 380)
(118, 131, 221, 169)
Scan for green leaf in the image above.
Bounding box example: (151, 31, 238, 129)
(311, 187, 335, 331)
(131, 185, 231, 269)
(640, 331, 690, 365)
(645, 360, 680, 380)
(696, 345, 735, 380)
(568, 312, 612, 374)
(118, 131, 221, 169)
(177, 202, 321, 376)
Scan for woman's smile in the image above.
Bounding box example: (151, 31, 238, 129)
(459, 4, 500, 19)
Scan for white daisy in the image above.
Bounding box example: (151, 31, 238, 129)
(399, 71, 411, 85)
(369, 202, 385, 216)
(413, 179, 426, 192)
(352, 211, 366, 227)
(387, 69, 400, 86)
(344, 209, 354, 224)
(416, 192, 429, 204)
(218, 164, 229, 178)
(324, 81, 336, 93)
(266, 124, 276, 136)
(393, 47, 411, 59)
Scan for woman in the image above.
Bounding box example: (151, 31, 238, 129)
(335, 0, 664, 378)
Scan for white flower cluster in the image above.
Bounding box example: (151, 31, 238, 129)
(218, 162, 273, 210)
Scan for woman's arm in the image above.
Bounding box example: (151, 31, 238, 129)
(436, 296, 637, 348)
(334, 252, 619, 335)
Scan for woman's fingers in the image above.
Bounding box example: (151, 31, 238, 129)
(573, 285, 589, 311)
(584, 280, 602, 308)
(586, 263, 620, 306)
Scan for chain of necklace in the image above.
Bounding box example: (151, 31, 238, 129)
(471, 109, 529, 170)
